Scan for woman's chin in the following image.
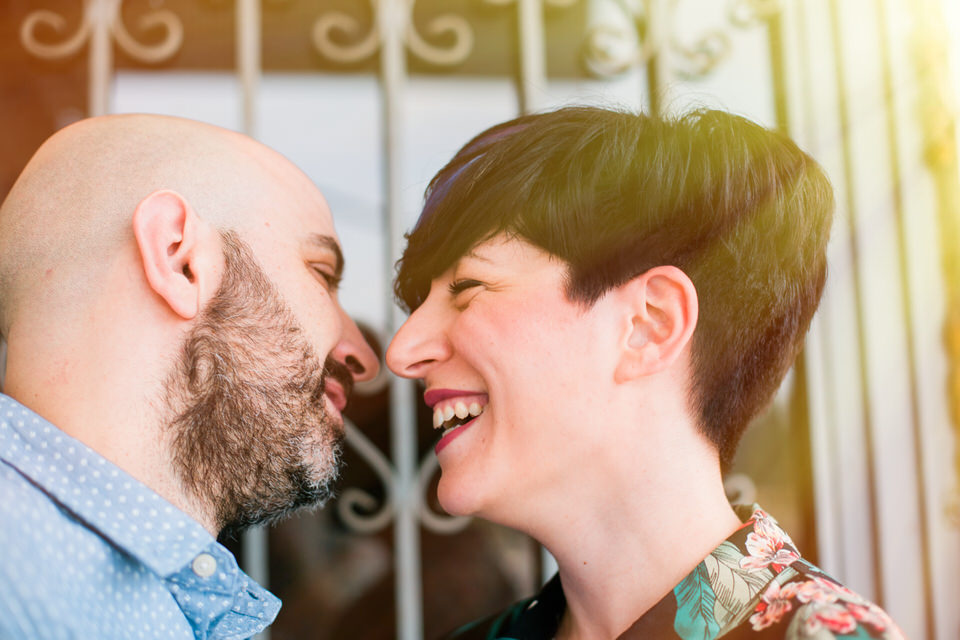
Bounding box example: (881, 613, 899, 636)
(436, 476, 483, 518)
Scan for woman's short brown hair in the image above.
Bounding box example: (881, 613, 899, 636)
(395, 106, 834, 466)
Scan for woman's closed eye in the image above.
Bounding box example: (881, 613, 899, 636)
(448, 278, 483, 296)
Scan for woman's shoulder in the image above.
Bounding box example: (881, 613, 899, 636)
(722, 558, 905, 640)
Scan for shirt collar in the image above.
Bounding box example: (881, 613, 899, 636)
(0, 393, 282, 637)
(625, 504, 793, 639)
(0, 392, 216, 576)
(497, 505, 795, 640)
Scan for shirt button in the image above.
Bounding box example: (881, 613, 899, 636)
(192, 553, 217, 578)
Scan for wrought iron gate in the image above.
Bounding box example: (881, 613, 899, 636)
(3, 1, 960, 638)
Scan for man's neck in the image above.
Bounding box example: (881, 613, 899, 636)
(4, 357, 220, 537)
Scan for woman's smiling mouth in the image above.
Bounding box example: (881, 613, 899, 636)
(432, 400, 484, 431)
(423, 389, 488, 454)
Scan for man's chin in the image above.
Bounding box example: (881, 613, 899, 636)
(319, 393, 347, 431)
(218, 478, 336, 538)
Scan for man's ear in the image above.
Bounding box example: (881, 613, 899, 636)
(132, 190, 212, 320)
(614, 265, 698, 383)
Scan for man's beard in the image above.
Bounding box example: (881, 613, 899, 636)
(164, 230, 353, 537)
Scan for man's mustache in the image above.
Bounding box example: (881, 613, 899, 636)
(322, 356, 354, 401)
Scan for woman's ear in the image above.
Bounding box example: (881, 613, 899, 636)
(132, 190, 211, 320)
(614, 265, 698, 383)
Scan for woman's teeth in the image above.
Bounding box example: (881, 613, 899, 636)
(432, 401, 484, 429)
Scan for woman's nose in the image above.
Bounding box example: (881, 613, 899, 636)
(386, 304, 451, 379)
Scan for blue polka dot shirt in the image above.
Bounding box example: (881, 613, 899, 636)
(0, 393, 281, 639)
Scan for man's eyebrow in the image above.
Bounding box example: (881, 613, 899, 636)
(307, 233, 344, 278)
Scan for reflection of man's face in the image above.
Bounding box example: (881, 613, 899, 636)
(164, 230, 354, 536)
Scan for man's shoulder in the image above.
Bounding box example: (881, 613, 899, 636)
(0, 459, 101, 569)
(723, 559, 904, 639)
(0, 462, 197, 638)
(0, 459, 73, 542)
(0, 462, 101, 636)
(0, 462, 118, 606)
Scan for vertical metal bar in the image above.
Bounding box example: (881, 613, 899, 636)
(379, 2, 422, 639)
(244, 526, 270, 640)
(766, 10, 789, 132)
(540, 547, 558, 584)
(389, 352, 421, 640)
(643, 0, 670, 116)
(236, 2, 269, 639)
(237, 0, 260, 137)
(517, 0, 546, 114)
(88, 0, 113, 116)
(875, 0, 934, 633)
(825, 0, 883, 605)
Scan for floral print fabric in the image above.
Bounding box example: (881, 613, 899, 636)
(446, 506, 903, 640)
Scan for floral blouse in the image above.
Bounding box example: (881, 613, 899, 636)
(445, 506, 903, 640)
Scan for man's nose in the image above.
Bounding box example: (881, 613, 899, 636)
(333, 311, 380, 383)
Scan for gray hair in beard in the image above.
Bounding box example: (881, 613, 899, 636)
(164, 230, 348, 537)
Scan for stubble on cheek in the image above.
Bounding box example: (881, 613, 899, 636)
(161, 230, 346, 536)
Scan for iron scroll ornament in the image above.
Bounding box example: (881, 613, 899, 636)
(21, 0, 183, 64)
(581, 0, 782, 79)
(312, 0, 474, 67)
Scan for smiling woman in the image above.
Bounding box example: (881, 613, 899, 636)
(391, 233, 627, 521)
(386, 106, 903, 640)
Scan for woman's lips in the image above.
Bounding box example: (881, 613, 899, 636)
(424, 388, 488, 408)
(434, 415, 479, 455)
(424, 389, 489, 456)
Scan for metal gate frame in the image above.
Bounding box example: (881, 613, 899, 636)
(10, 1, 960, 638)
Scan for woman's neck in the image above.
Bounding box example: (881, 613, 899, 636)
(522, 429, 742, 640)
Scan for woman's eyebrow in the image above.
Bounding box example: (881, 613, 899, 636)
(306, 233, 344, 279)
(461, 248, 493, 263)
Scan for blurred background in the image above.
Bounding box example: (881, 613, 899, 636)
(1, 0, 960, 638)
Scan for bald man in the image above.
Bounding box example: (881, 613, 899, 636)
(0, 115, 379, 639)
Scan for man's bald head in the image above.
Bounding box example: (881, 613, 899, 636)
(0, 114, 313, 339)
(0, 113, 379, 539)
